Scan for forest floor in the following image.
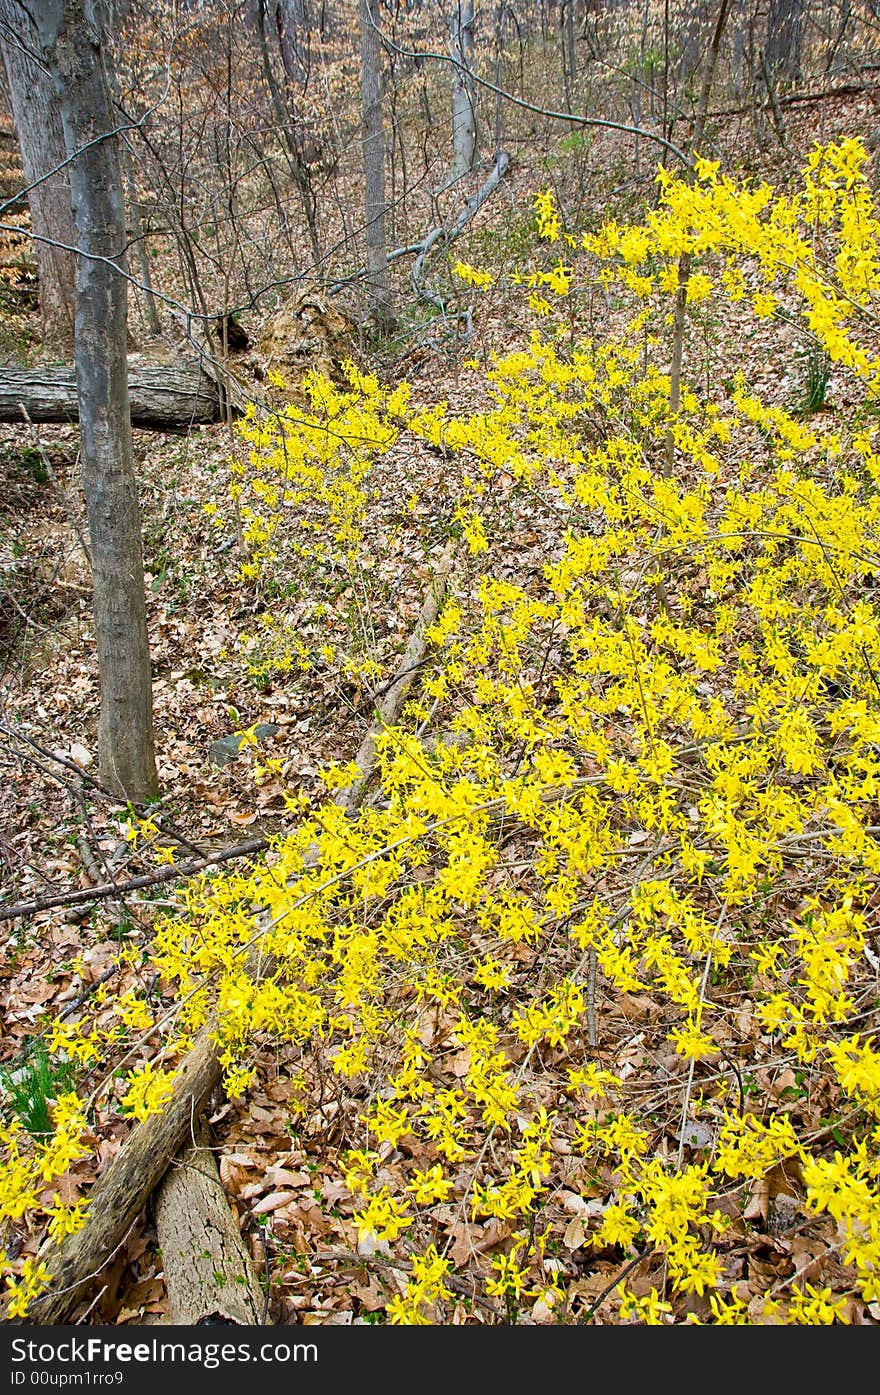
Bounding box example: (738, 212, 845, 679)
(2, 84, 880, 1324)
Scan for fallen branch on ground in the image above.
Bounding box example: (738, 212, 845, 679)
(153, 1122, 265, 1325)
(0, 837, 270, 924)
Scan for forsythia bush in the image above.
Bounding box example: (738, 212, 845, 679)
(5, 138, 880, 1323)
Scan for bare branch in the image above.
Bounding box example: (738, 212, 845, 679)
(0, 836, 269, 924)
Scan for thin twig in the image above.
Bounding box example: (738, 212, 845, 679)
(581, 1250, 654, 1323)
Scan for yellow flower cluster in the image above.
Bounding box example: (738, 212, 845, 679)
(453, 259, 493, 290)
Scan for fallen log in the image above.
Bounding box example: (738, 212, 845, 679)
(0, 360, 226, 432)
(154, 1124, 264, 1325)
(23, 545, 457, 1325)
(26, 1035, 224, 1323)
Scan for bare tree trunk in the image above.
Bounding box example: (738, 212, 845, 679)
(562, 0, 577, 114)
(493, 0, 507, 152)
(678, 0, 709, 87)
(825, 0, 851, 75)
(766, 0, 803, 84)
(359, 0, 393, 327)
(122, 152, 161, 336)
(99, 29, 161, 337)
(256, 0, 322, 272)
(730, 0, 748, 97)
(0, 0, 76, 349)
(582, 0, 607, 64)
(31, 0, 158, 801)
(274, 0, 309, 87)
(451, 0, 477, 179)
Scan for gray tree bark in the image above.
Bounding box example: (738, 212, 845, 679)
(359, 0, 393, 328)
(273, 0, 309, 88)
(0, 359, 224, 430)
(154, 1124, 264, 1325)
(29, 0, 158, 801)
(678, 0, 709, 84)
(450, 0, 477, 179)
(0, 0, 76, 348)
(561, 0, 577, 116)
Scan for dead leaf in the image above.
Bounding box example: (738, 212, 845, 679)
(564, 1216, 586, 1250)
(252, 1189, 300, 1214)
(264, 1166, 311, 1189)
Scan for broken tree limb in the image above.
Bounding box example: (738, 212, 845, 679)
(327, 153, 510, 304)
(447, 152, 511, 242)
(153, 1123, 264, 1325)
(706, 78, 880, 122)
(410, 151, 511, 312)
(0, 359, 226, 432)
(22, 546, 458, 1325)
(411, 227, 448, 312)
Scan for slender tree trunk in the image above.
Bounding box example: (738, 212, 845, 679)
(0, 0, 76, 349)
(256, 0, 322, 272)
(450, 0, 477, 179)
(274, 0, 309, 87)
(678, 0, 708, 86)
(730, 0, 748, 98)
(493, 0, 506, 153)
(359, 0, 393, 327)
(31, 0, 158, 801)
(122, 152, 161, 336)
(825, 0, 851, 76)
(100, 33, 161, 337)
(563, 0, 577, 112)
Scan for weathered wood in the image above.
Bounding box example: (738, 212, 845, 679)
(26, 1034, 223, 1324)
(154, 1124, 264, 1325)
(359, 0, 393, 326)
(0, 361, 225, 432)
